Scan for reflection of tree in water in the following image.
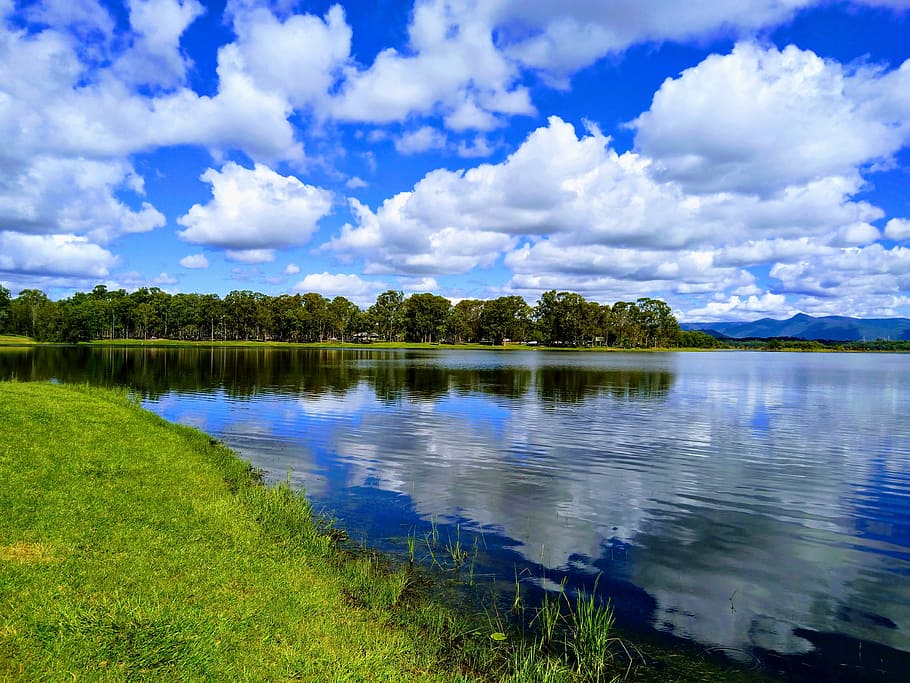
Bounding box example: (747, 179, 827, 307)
(0, 348, 675, 405)
(535, 366, 674, 403)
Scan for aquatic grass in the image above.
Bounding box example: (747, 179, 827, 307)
(565, 578, 628, 683)
(445, 525, 469, 571)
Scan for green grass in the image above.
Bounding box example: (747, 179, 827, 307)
(0, 382, 468, 681)
(0, 382, 773, 682)
(85, 338, 682, 352)
(0, 335, 35, 345)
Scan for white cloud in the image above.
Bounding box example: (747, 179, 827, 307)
(329, 196, 516, 276)
(0, 157, 165, 243)
(456, 136, 494, 158)
(24, 0, 116, 43)
(329, 0, 534, 129)
(329, 90, 910, 318)
(153, 271, 178, 285)
(114, 0, 205, 90)
(683, 293, 795, 322)
(179, 253, 209, 269)
(0, 16, 304, 166)
(885, 218, 910, 241)
(230, 3, 351, 108)
(284, 263, 301, 275)
(345, 176, 368, 189)
(177, 162, 333, 253)
(0, 232, 117, 278)
(493, 1, 815, 81)
(633, 42, 910, 194)
(292, 272, 383, 303)
(400, 276, 439, 292)
(225, 249, 276, 263)
(394, 126, 448, 155)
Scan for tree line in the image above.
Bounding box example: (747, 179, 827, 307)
(0, 284, 682, 348)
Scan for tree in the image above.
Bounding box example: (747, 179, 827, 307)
(199, 294, 223, 341)
(480, 296, 532, 345)
(10, 289, 55, 340)
(368, 290, 405, 342)
(533, 290, 587, 346)
(636, 297, 680, 347)
(401, 293, 451, 343)
(223, 290, 259, 340)
(447, 299, 483, 343)
(270, 294, 303, 342)
(300, 292, 330, 342)
(0, 285, 10, 333)
(327, 296, 360, 342)
(61, 291, 105, 342)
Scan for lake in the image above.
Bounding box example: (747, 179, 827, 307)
(3, 346, 909, 679)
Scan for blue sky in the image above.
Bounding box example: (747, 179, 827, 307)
(1, 0, 909, 321)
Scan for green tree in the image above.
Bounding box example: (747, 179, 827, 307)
(480, 296, 532, 345)
(679, 330, 723, 348)
(300, 292, 330, 342)
(10, 289, 55, 340)
(533, 290, 587, 346)
(368, 290, 405, 342)
(447, 299, 483, 343)
(0, 285, 10, 333)
(327, 296, 360, 342)
(224, 290, 259, 340)
(401, 293, 451, 343)
(636, 297, 680, 347)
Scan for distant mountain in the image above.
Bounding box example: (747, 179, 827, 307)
(682, 313, 910, 341)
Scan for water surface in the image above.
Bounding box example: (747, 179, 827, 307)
(3, 346, 909, 679)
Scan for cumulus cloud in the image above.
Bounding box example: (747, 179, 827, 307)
(0, 232, 117, 278)
(179, 253, 209, 268)
(0, 157, 166, 243)
(633, 42, 910, 194)
(400, 276, 440, 292)
(229, 3, 351, 109)
(177, 162, 333, 254)
(492, 1, 815, 82)
(114, 0, 205, 90)
(329, 0, 534, 129)
(0, 12, 304, 166)
(394, 126, 448, 155)
(885, 218, 910, 241)
(683, 293, 795, 322)
(284, 263, 301, 275)
(292, 272, 384, 303)
(330, 60, 910, 316)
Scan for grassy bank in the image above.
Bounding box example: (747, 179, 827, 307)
(82, 338, 678, 353)
(0, 335, 35, 345)
(0, 382, 768, 681)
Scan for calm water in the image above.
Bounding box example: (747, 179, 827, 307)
(3, 346, 910, 679)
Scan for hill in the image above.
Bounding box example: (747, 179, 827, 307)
(683, 313, 910, 341)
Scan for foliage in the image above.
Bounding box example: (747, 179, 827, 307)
(1, 284, 683, 350)
(0, 284, 10, 333)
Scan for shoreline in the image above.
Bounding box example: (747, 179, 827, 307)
(0, 381, 771, 681)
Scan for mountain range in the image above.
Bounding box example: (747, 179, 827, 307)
(682, 313, 910, 341)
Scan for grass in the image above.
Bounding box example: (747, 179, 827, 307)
(83, 338, 680, 352)
(0, 335, 35, 345)
(0, 382, 467, 681)
(0, 381, 773, 682)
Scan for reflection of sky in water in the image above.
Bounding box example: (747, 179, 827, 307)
(3, 346, 909, 676)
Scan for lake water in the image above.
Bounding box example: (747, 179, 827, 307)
(3, 346, 910, 679)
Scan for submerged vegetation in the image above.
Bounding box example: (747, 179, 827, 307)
(0, 382, 768, 681)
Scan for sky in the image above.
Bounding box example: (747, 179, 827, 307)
(1, 0, 909, 322)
